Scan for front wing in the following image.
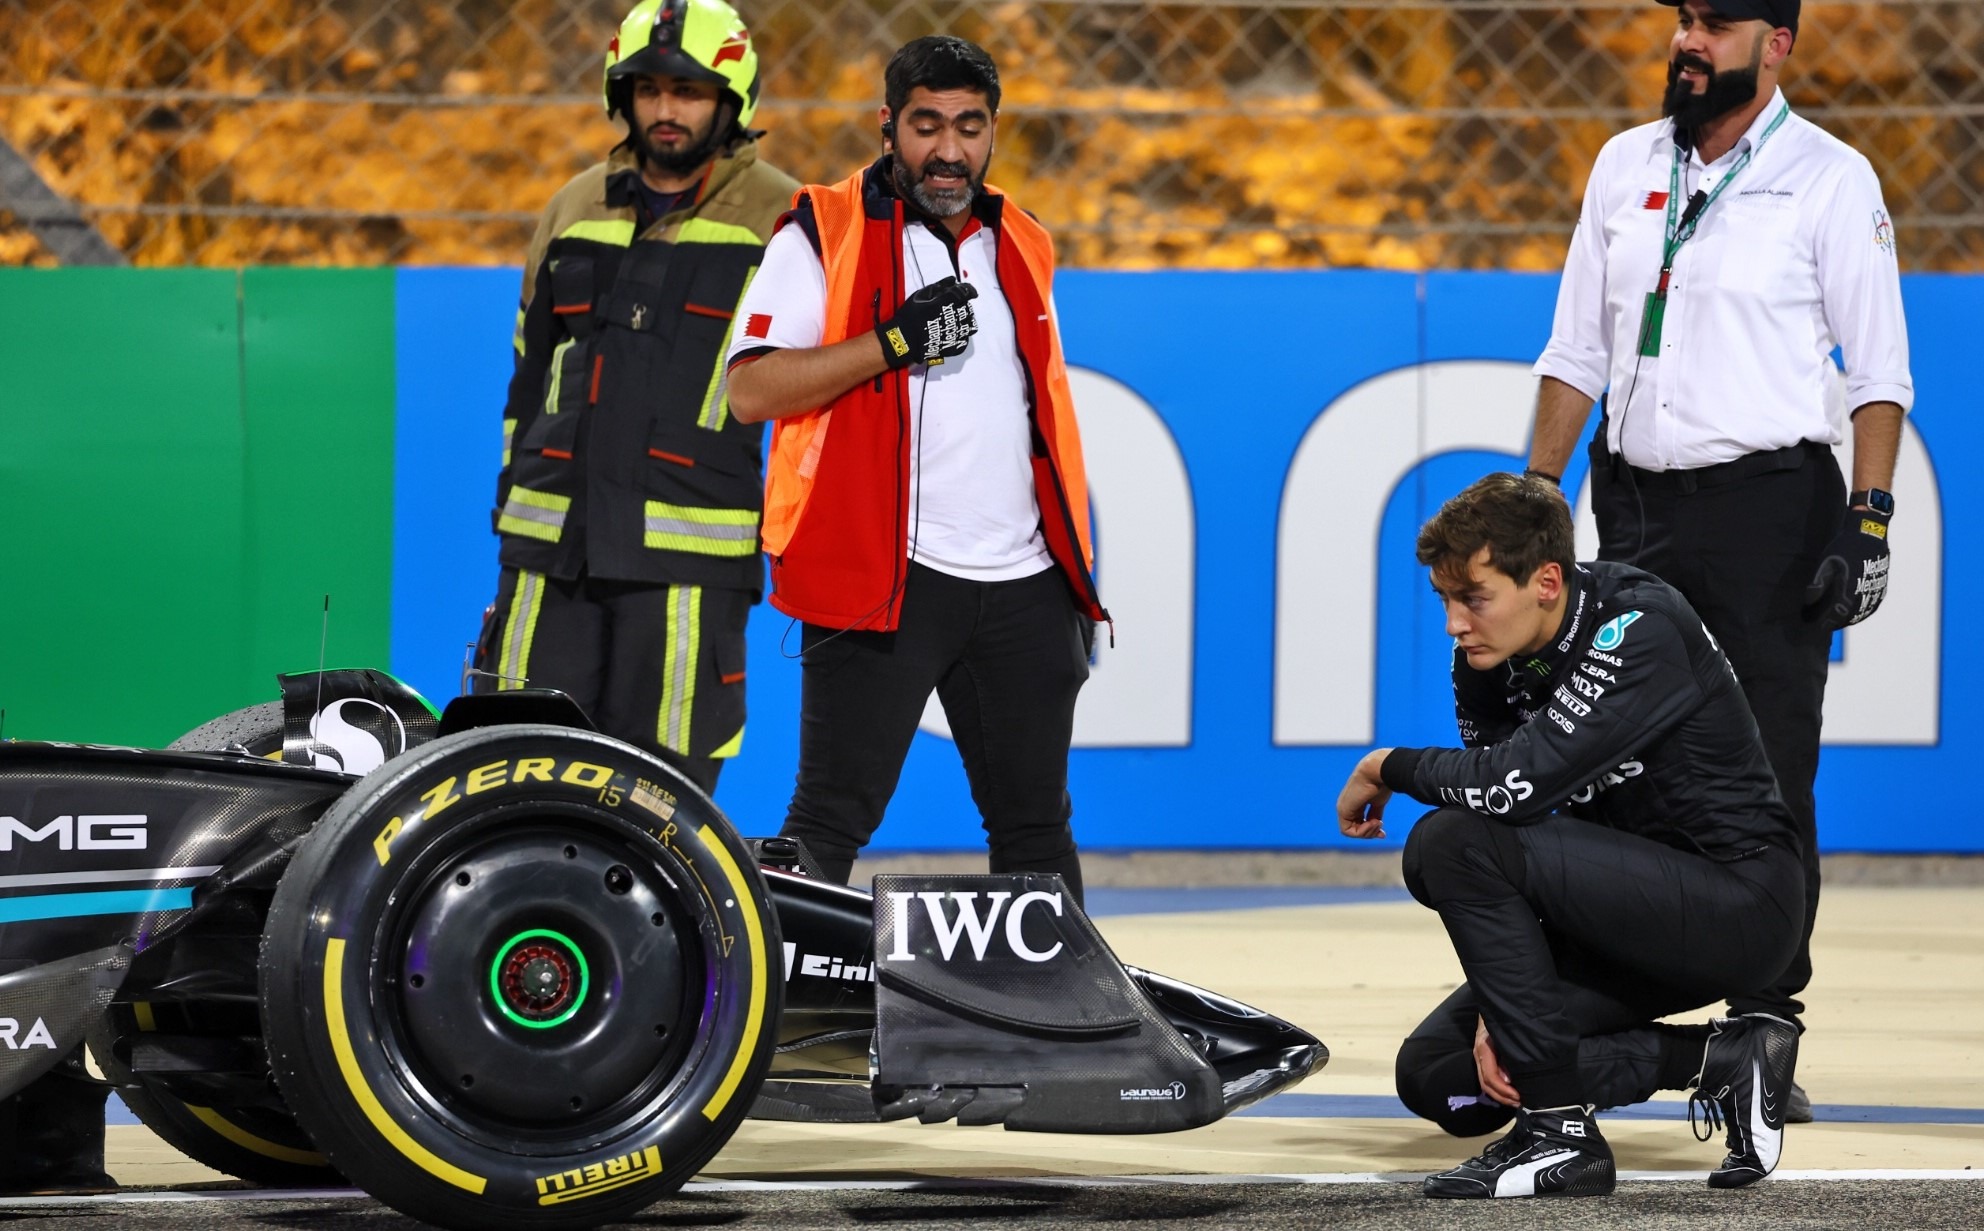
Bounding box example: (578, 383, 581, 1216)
(758, 867, 1326, 1134)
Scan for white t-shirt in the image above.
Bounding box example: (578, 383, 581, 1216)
(1534, 89, 1913, 471)
(729, 212, 1055, 582)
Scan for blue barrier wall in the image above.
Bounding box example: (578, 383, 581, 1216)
(391, 268, 1974, 853)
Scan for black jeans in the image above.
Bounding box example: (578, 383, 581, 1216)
(1396, 808, 1802, 1128)
(1589, 433, 1841, 1021)
(778, 562, 1090, 901)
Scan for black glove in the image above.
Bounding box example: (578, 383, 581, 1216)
(1804, 502, 1892, 630)
(876, 276, 978, 370)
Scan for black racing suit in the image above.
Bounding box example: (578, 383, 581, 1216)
(1384, 560, 1805, 1126)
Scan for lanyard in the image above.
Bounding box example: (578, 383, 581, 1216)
(1659, 101, 1791, 281)
(1636, 102, 1791, 361)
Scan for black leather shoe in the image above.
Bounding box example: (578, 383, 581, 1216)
(1424, 1105, 1616, 1199)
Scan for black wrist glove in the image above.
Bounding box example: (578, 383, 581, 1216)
(876, 276, 978, 370)
(1804, 503, 1892, 631)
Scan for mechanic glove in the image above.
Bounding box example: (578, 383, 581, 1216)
(1804, 501, 1892, 631)
(876, 276, 978, 370)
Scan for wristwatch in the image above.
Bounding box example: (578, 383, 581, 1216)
(1849, 488, 1896, 516)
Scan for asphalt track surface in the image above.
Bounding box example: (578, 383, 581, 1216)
(7, 1176, 1984, 1231)
(12, 867, 1980, 1230)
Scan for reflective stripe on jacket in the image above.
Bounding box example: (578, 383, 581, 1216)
(496, 139, 799, 594)
(761, 161, 1106, 631)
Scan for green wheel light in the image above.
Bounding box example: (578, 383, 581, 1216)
(489, 928, 590, 1029)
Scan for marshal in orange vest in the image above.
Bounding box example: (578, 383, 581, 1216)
(759, 164, 1107, 632)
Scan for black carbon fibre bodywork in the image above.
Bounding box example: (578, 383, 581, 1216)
(0, 743, 347, 1101)
(755, 867, 1325, 1130)
(0, 678, 1326, 1149)
(0, 744, 345, 966)
(0, 944, 130, 1093)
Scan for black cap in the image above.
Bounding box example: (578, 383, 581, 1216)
(1655, 0, 1798, 35)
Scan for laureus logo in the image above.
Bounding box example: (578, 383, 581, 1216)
(1119, 1081, 1187, 1102)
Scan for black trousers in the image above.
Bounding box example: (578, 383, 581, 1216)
(1589, 434, 1841, 1020)
(1396, 808, 1802, 1129)
(474, 569, 751, 794)
(778, 562, 1090, 901)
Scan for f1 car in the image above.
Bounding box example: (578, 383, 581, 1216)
(0, 671, 1326, 1229)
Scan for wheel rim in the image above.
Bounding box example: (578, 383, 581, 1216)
(370, 804, 708, 1147)
(490, 929, 590, 1029)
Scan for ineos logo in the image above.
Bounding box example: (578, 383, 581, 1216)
(0, 815, 147, 852)
(0, 1018, 58, 1050)
(1441, 770, 1534, 816)
(883, 891, 1066, 964)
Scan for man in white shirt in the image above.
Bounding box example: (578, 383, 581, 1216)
(1525, 0, 1911, 1120)
(725, 36, 1107, 899)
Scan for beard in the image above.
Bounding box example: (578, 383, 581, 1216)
(890, 148, 989, 219)
(1662, 46, 1763, 130)
(633, 112, 719, 175)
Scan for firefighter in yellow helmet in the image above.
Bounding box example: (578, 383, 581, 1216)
(471, 0, 799, 793)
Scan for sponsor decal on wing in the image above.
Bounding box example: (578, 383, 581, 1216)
(882, 889, 1067, 963)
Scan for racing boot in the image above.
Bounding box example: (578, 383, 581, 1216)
(1690, 1012, 1799, 1188)
(1785, 1079, 1815, 1124)
(0, 1050, 116, 1193)
(1423, 1104, 1616, 1199)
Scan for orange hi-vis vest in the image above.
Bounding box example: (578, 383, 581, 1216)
(760, 163, 1106, 632)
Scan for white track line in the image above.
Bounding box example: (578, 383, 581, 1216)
(686, 1169, 1984, 1190)
(3, 1169, 1980, 1206)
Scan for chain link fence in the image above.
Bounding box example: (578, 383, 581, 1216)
(3, 0, 1981, 269)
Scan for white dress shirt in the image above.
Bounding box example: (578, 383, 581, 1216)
(1535, 89, 1913, 471)
(729, 214, 1055, 581)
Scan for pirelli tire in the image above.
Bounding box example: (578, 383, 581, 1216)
(74, 702, 348, 1188)
(259, 725, 780, 1231)
(167, 701, 286, 757)
(86, 1020, 341, 1189)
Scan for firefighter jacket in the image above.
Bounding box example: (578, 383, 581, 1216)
(495, 139, 800, 595)
(758, 159, 1108, 631)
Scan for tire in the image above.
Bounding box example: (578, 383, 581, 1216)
(87, 702, 343, 1187)
(260, 725, 780, 1231)
(168, 702, 285, 758)
(87, 1019, 339, 1189)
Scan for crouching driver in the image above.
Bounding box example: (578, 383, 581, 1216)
(1335, 472, 1805, 1199)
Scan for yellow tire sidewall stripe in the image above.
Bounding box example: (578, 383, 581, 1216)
(324, 937, 489, 1194)
(185, 1104, 330, 1167)
(693, 825, 765, 1121)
